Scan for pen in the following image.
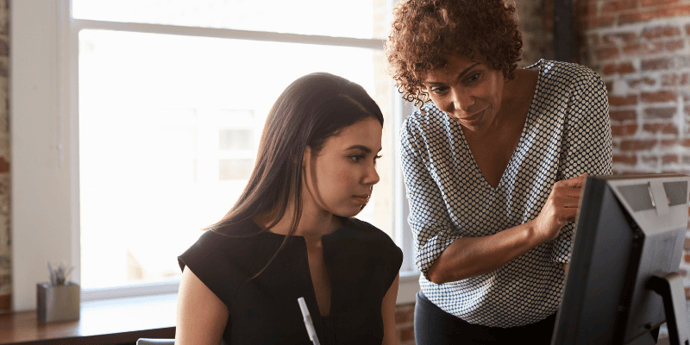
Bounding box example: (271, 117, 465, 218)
(297, 297, 321, 345)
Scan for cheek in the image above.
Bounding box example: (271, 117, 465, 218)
(316, 162, 351, 194)
(430, 96, 450, 112)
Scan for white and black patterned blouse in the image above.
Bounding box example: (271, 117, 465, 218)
(400, 59, 613, 327)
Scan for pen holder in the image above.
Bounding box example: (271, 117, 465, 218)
(37, 282, 80, 322)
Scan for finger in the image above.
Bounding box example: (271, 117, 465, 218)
(559, 206, 579, 221)
(562, 176, 587, 188)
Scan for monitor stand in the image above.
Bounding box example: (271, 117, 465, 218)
(649, 273, 690, 345)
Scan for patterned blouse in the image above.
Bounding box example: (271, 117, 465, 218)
(400, 60, 613, 327)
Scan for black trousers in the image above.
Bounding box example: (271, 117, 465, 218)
(414, 292, 557, 345)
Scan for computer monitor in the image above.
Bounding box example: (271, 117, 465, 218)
(551, 174, 690, 345)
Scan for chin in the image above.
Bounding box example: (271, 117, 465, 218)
(334, 207, 365, 218)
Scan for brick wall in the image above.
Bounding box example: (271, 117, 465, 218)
(0, 0, 9, 313)
(576, 0, 690, 296)
(396, 303, 416, 345)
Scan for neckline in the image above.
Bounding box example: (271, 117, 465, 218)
(456, 59, 543, 191)
(250, 216, 350, 239)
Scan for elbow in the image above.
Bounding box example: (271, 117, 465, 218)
(426, 264, 448, 285)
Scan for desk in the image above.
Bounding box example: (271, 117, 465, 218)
(0, 294, 177, 345)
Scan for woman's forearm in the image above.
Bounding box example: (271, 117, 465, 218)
(426, 220, 546, 284)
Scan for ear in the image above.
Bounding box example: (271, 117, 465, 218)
(302, 146, 313, 169)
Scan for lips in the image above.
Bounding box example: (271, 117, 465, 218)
(462, 109, 485, 122)
(352, 195, 371, 205)
(452, 108, 487, 128)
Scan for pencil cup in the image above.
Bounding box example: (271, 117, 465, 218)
(36, 282, 80, 322)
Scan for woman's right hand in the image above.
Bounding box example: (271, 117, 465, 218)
(532, 174, 588, 243)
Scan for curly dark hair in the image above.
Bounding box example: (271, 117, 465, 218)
(385, 0, 523, 108)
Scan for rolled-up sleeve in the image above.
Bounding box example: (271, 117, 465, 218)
(400, 116, 461, 279)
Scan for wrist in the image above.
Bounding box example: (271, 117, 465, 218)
(525, 219, 548, 247)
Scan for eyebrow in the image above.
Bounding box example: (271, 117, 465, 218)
(423, 62, 481, 86)
(346, 145, 382, 153)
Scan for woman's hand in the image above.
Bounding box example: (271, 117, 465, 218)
(532, 174, 588, 243)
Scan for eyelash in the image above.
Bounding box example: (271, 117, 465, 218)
(350, 154, 382, 163)
(429, 72, 481, 94)
(466, 72, 481, 83)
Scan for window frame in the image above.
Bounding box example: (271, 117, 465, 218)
(11, 0, 418, 311)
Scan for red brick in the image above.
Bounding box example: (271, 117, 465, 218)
(395, 309, 414, 324)
(611, 123, 639, 136)
(681, 138, 690, 147)
(620, 4, 690, 25)
(583, 16, 616, 30)
(685, 287, 690, 299)
(660, 73, 690, 86)
(685, 24, 690, 35)
(642, 122, 679, 134)
(613, 154, 638, 165)
(641, 90, 677, 103)
(577, 2, 600, 18)
(683, 237, 690, 250)
(610, 110, 637, 121)
(595, 47, 620, 61)
(662, 139, 680, 147)
(398, 327, 414, 342)
(0, 157, 8, 173)
(666, 39, 684, 52)
(609, 95, 638, 106)
(620, 139, 657, 151)
(641, 57, 673, 71)
(662, 154, 679, 164)
(681, 73, 690, 85)
(602, 0, 640, 13)
(602, 62, 636, 75)
(641, 25, 681, 39)
(644, 107, 676, 119)
(641, 0, 680, 7)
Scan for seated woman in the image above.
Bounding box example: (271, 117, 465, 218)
(175, 72, 402, 345)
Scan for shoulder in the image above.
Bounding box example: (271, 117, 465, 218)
(401, 103, 448, 138)
(532, 59, 605, 93)
(339, 218, 403, 262)
(178, 219, 264, 279)
(184, 220, 262, 258)
(400, 103, 454, 158)
(177, 220, 265, 304)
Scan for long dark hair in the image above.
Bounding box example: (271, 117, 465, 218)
(210, 72, 384, 273)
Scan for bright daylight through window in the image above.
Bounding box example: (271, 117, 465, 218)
(73, 0, 403, 292)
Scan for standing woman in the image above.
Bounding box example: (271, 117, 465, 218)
(175, 73, 402, 345)
(385, 0, 612, 344)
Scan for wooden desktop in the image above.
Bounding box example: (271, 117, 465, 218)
(0, 294, 176, 345)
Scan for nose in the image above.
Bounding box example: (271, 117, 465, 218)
(450, 87, 475, 113)
(363, 162, 380, 186)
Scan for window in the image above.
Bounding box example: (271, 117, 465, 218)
(11, 0, 417, 310)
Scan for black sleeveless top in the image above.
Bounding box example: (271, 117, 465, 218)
(178, 217, 403, 345)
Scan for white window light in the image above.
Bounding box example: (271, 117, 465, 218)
(11, 0, 418, 311)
